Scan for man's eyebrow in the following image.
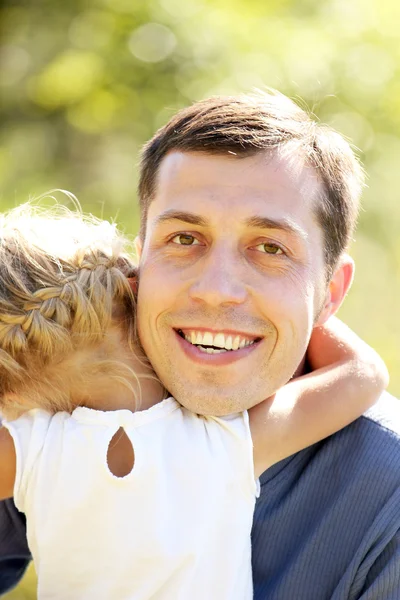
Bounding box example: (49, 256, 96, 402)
(154, 211, 307, 240)
(154, 210, 208, 227)
(246, 216, 307, 240)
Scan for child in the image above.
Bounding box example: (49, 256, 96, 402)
(0, 202, 388, 599)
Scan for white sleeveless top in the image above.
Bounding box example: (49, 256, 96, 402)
(4, 398, 259, 599)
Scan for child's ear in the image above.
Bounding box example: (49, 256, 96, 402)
(129, 237, 143, 296)
(315, 255, 354, 326)
(128, 277, 138, 295)
(134, 236, 143, 260)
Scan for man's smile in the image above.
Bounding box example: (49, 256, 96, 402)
(174, 327, 263, 365)
(177, 328, 261, 352)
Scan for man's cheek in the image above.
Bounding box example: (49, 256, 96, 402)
(267, 297, 313, 353)
(265, 292, 308, 325)
(138, 275, 176, 331)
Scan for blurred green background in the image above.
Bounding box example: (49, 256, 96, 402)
(1, 0, 399, 596)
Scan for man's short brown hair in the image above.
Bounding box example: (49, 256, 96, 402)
(138, 90, 364, 274)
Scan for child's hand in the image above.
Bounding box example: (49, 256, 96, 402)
(308, 317, 356, 369)
(307, 316, 389, 388)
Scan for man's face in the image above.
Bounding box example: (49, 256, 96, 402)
(137, 150, 330, 415)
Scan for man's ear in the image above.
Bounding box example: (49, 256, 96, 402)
(315, 255, 354, 326)
(134, 236, 143, 260)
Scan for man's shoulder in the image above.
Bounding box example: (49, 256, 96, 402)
(335, 391, 400, 460)
(254, 395, 400, 600)
(325, 391, 400, 489)
(260, 391, 400, 507)
(361, 391, 400, 438)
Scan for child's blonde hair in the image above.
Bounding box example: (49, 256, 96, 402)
(0, 198, 140, 418)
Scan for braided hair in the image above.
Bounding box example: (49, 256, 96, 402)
(0, 201, 139, 418)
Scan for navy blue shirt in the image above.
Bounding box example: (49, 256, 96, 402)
(1, 393, 400, 598)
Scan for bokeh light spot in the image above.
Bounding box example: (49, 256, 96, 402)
(128, 23, 176, 63)
(0, 45, 30, 87)
(28, 51, 104, 109)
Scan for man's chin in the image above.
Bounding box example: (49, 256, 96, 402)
(171, 386, 262, 417)
(180, 401, 242, 417)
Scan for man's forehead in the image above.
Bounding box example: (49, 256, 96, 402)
(150, 150, 323, 227)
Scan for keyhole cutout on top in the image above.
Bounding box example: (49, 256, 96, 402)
(106, 427, 135, 478)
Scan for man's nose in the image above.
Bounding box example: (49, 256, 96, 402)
(189, 249, 248, 307)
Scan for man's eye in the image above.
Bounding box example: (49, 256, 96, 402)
(254, 243, 284, 255)
(171, 234, 200, 246)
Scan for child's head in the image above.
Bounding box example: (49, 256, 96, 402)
(0, 200, 146, 418)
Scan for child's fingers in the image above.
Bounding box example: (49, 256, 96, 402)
(307, 317, 359, 370)
(308, 318, 389, 390)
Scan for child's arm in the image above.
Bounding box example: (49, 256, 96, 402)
(249, 317, 389, 478)
(0, 426, 16, 500)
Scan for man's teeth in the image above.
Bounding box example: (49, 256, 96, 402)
(183, 331, 256, 352)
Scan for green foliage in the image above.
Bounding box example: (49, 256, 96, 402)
(0, 0, 399, 420)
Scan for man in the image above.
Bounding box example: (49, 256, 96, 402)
(1, 90, 399, 598)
